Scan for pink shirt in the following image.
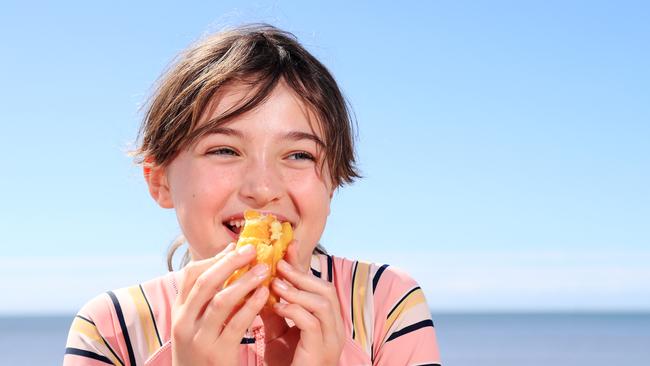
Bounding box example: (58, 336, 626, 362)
(64, 252, 441, 365)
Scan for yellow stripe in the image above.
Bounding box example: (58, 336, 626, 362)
(71, 317, 122, 366)
(383, 288, 426, 335)
(127, 286, 160, 355)
(352, 261, 370, 352)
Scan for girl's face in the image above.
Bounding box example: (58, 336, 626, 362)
(147, 81, 334, 270)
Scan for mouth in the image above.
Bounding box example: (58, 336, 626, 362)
(222, 212, 295, 239)
(223, 219, 245, 237)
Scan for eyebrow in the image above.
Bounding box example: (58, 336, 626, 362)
(206, 126, 325, 148)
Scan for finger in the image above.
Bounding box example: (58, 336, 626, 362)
(184, 244, 257, 317)
(196, 263, 269, 342)
(273, 302, 322, 346)
(284, 242, 307, 274)
(219, 286, 269, 346)
(206, 261, 269, 321)
(276, 260, 345, 339)
(277, 259, 336, 298)
(177, 242, 235, 303)
(272, 278, 339, 341)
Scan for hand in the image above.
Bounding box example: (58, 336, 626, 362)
(261, 244, 345, 366)
(171, 243, 270, 366)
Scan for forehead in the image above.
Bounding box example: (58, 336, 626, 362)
(198, 79, 325, 139)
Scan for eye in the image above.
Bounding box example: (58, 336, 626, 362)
(288, 151, 315, 161)
(207, 147, 238, 156)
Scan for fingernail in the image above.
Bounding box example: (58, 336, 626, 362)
(274, 278, 288, 291)
(278, 259, 290, 271)
(237, 244, 254, 255)
(221, 243, 234, 254)
(273, 302, 285, 310)
(252, 263, 269, 277)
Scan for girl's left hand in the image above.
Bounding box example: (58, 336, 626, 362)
(261, 244, 345, 366)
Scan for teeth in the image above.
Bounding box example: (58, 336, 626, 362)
(226, 218, 295, 229)
(228, 220, 245, 228)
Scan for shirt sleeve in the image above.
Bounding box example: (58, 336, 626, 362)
(63, 293, 129, 366)
(63, 291, 172, 366)
(371, 265, 442, 365)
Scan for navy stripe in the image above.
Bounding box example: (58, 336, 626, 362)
(75, 315, 124, 366)
(386, 319, 434, 342)
(350, 261, 358, 339)
(311, 268, 321, 278)
(372, 264, 389, 293)
(240, 337, 255, 344)
(76, 314, 95, 325)
(65, 347, 114, 365)
(411, 364, 441, 366)
(386, 286, 421, 320)
(326, 254, 333, 282)
(139, 284, 163, 347)
(107, 291, 136, 366)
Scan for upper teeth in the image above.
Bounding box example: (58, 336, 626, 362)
(229, 220, 245, 228)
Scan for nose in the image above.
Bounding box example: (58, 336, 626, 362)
(239, 157, 284, 207)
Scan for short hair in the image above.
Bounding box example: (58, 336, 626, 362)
(132, 23, 361, 189)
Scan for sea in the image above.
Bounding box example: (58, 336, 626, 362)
(1, 312, 648, 365)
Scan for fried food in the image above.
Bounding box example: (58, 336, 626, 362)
(223, 209, 293, 306)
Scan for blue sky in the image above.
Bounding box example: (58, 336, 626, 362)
(1, 1, 648, 314)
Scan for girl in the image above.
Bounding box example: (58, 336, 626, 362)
(64, 23, 441, 366)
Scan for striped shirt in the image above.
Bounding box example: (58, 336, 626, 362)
(64, 252, 441, 365)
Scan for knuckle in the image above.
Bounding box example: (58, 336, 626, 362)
(305, 317, 320, 332)
(283, 303, 298, 313)
(194, 275, 207, 290)
(171, 323, 189, 342)
(172, 308, 187, 325)
(209, 294, 226, 311)
(193, 274, 210, 291)
(314, 299, 329, 312)
(226, 315, 245, 333)
(324, 282, 337, 295)
(185, 261, 201, 277)
(204, 349, 220, 364)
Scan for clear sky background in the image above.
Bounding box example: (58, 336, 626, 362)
(1, 1, 648, 314)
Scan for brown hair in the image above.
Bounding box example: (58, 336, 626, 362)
(130, 23, 362, 270)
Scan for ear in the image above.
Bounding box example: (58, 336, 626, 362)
(143, 158, 174, 209)
(327, 187, 335, 215)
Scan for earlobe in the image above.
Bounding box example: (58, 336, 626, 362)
(327, 188, 334, 215)
(329, 186, 336, 199)
(143, 160, 174, 209)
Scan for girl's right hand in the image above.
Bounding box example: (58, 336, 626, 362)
(171, 243, 270, 366)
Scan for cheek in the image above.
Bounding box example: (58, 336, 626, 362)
(288, 174, 330, 209)
(173, 167, 237, 223)
(287, 173, 332, 256)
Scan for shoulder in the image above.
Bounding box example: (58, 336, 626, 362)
(64, 272, 176, 366)
(77, 272, 176, 333)
(327, 254, 420, 303)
